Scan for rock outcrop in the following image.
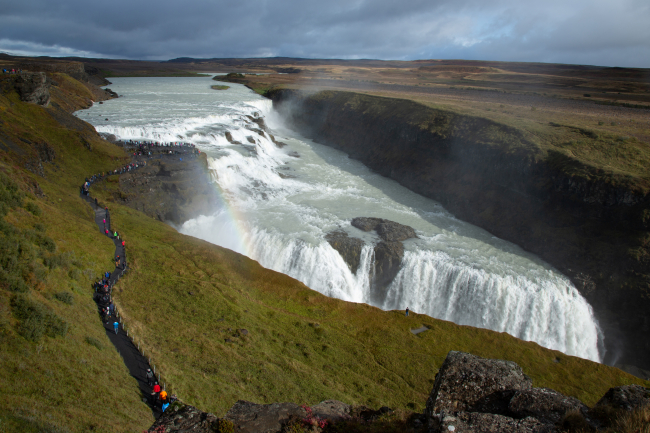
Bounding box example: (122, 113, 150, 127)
(424, 351, 650, 433)
(14, 72, 50, 106)
(325, 231, 365, 273)
(117, 154, 220, 225)
(594, 384, 650, 411)
(325, 217, 416, 301)
(426, 351, 533, 416)
(351, 217, 417, 242)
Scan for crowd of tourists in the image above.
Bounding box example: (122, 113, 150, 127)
(2, 68, 23, 74)
(81, 160, 178, 413)
(80, 162, 147, 195)
(121, 139, 201, 158)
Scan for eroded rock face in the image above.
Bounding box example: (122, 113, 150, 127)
(14, 72, 51, 106)
(437, 412, 553, 433)
(225, 400, 306, 433)
(325, 231, 365, 273)
(370, 241, 404, 304)
(595, 384, 650, 411)
(118, 155, 220, 225)
(426, 351, 532, 416)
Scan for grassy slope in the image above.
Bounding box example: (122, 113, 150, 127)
(1, 71, 648, 432)
(0, 80, 152, 432)
(90, 179, 649, 415)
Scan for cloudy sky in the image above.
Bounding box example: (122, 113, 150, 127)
(1, 0, 649, 67)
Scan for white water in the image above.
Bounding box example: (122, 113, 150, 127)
(76, 76, 604, 361)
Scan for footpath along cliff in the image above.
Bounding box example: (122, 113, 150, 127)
(268, 89, 650, 371)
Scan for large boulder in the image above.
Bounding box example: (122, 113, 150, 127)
(502, 388, 588, 425)
(436, 412, 554, 433)
(595, 384, 650, 411)
(351, 217, 417, 242)
(14, 72, 51, 106)
(225, 400, 307, 433)
(426, 351, 532, 417)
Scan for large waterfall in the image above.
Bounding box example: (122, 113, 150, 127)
(76, 76, 604, 362)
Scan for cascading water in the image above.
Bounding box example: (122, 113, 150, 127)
(76, 76, 603, 362)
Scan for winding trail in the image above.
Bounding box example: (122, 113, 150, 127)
(81, 176, 162, 418)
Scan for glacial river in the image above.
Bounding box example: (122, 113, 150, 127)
(75, 76, 604, 361)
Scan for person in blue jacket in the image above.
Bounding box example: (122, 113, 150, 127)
(113, 321, 119, 334)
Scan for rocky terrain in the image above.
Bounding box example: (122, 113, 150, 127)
(147, 351, 650, 433)
(270, 88, 650, 371)
(115, 152, 220, 225)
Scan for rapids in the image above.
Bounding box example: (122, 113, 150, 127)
(75, 76, 604, 362)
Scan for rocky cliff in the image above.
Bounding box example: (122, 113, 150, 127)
(269, 89, 650, 370)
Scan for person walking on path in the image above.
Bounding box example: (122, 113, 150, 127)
(113, 321, 119, 334)
(405, 307, 409, 317)
(151, 383, 161, 406)
(146, 368, 155, 386)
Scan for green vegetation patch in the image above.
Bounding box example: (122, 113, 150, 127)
(211, 85, 230, 91)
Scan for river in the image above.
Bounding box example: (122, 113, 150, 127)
(75, 75, 604, 362)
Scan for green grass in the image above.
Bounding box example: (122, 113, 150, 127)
(211, 85, 230, 91)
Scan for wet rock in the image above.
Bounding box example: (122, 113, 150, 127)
(246, 136, 256, 144)
(225, 131, 243, 145)
(436, 412, 553, 433)
(225, 400, 307, 433)
(288, 151, 300, 158)
(351, 217, 384, 232)
(268, 133, 287, 148)
(325, 231, 365, 273)
(370, 241, 403, 304)
(310, 400, 352, 422)
(14, 72, 51, 106)
(595, 384, 650, 411)
(426, 351, 532, 417)
(351, 217, 416, 242)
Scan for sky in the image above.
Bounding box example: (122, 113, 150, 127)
(1, 0, 649, 68)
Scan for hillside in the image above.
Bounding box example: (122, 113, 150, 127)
(0, 63, 648, 431)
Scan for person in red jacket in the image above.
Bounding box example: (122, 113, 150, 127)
(151, 383, 161, 405)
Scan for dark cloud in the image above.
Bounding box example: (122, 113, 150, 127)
(0, 0, 648, 67)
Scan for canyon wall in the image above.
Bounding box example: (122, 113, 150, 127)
(269, 89, 650, 370)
